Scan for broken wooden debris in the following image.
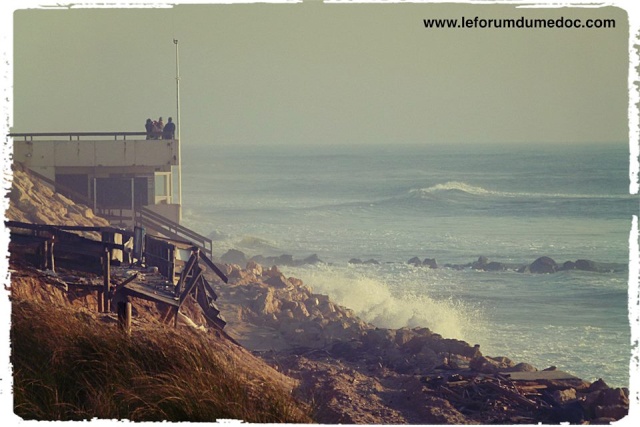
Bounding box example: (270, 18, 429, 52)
(8, 220, 228, 332)
(420, 371, 593, 423)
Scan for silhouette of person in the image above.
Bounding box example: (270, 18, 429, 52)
(152, 117, 164, 139)
(163, 117, 176, 139)
(145, 118, 153, 139)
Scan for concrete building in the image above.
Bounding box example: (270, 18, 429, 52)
(11, 131, 181, 226)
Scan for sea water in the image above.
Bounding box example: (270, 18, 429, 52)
(181, 141, 637, 388)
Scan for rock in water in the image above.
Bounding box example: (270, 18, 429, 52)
(575, 259, 597, 272)
(423, 258, 438, 269)
(408, 257, 422, 266)
(529, 256, 558, 274)
(221, 249, 248, 265)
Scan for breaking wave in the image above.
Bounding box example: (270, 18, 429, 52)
(282, 264, 487, 345)
(236, 235, 280, 252)
(407, 181, 630, 200)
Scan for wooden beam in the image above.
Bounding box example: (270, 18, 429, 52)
(5, 220, 103, 233)
(117, 299, 132, 336)
(103, 248, 111, 313)
(174, 251, 199, 297)
(201, 276, 218, 301)
(199, 251, 228, 283)
(47, 237, 55, 271)
(178, 265, 203, 307)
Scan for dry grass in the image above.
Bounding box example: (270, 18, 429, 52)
(10, 297, 312, 423)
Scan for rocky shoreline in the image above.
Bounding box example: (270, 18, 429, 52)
(5, 168, 631, 423)
(9, 256, 631, 424)
(209, 260, 630, 424)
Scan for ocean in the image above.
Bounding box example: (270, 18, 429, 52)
(181, 141, 637, 388)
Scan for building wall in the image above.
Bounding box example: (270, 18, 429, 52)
(13, 139, 178, 170)
(12, 137, 182, 224)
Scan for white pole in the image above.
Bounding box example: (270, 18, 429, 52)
(174, 39, 182, 221)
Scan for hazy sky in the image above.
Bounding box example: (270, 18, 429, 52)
(4, 1, 635, 147)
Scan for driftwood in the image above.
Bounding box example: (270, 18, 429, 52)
(423, 374, 563, 423)
(483, 379, 538, 408)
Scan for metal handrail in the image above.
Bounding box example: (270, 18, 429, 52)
(8, 132, 149, 141)
(137, 206, 213, 258)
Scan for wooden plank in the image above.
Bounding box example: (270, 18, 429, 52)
(47, 238, 55, 271)
(195, 280, 225, 329)
(114, 273, 138, 290)
(103, 248, 111, 313)
(117, 300, 132, 335)
(65, 283, 104, 291)
(501, 370, 580, 381)
(482, 380, 539, 408)
(178, 265, 203, 307)
(120, 282, 180, 307)
(5, 220, 102, 232)
(144, 235, 177, 280)
(9, 230, 124, 261)
(174, 251, 199, 296)
(201, 276, 218, 301)
(199, 251, 228, 283)
(8, 232, 51, 245)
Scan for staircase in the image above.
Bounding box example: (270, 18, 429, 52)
(16, 164, 215, 261)
(135, 206, 213, 260)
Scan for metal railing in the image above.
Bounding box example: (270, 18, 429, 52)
(136, 206, 213, 259)
(8, 132, 149, 141)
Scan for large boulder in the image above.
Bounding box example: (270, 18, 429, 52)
(472, 256, 489, 270)
(395, 328, 417, 346)
(362, 328, 396, 350)
(423, 258, 438, 269)
(528, 256, 559, 274)
(485, 261, 507, 271)
(582, 385, 629, 421)
(245, 260, 263, 276)
(469, 356, 499, 374)
(301, 254, 322, 265)
(508, 362, 538, 372)
(221, 249, 248, 265)
(575, 259, 598, 272)
(264, 273, 292, 289)
(407, 257, 437, 268)
(251, 288, 280, 316)
(408, 257, 422, 266)
(469, 355, 515, 373)
(272, 254, 294, 265)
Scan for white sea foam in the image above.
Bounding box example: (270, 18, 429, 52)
(236, 235, 280, 252)
(282, 264, 487, 345)
(414, 181, 493, 196)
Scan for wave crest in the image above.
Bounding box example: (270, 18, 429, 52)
(410, 181, 495, 197)
(236, 235, 279, 252)
(407, 181, 629, 200)
(283, 264, 487, 343)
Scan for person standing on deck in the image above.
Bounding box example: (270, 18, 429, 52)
(151, 117, 164, 139)
(162, 117, 176, 140)
(145, 118, 153, 139)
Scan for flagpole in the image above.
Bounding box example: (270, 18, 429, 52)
(174, 38, 182, 220)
